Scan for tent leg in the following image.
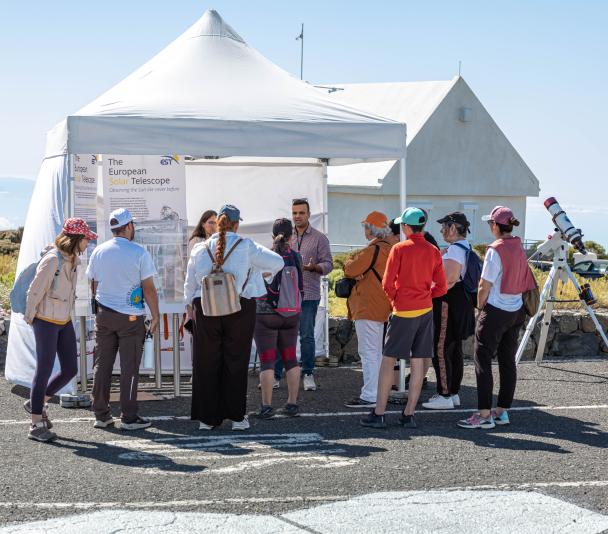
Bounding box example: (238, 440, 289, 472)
(398, 157, 407, 394)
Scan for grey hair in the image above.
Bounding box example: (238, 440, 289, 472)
(363, 222, 391, 239)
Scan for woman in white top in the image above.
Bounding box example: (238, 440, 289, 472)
(185, 204, 283, 431)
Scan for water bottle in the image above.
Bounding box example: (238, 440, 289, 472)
(143, 332, 154, 368)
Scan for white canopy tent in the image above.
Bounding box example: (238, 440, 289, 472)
(6, 9, 406, 390)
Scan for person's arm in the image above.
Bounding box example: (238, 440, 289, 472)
(382, 247, 400, 303)
(443, 259, 462, 290)
(305, 234, 333, 274)
(183, 252, 198, 311)
(343, 246, 374, 279)
(477, 278, 493, 309)
(249, 241, 284, 280)
(431, 251, 448, 299)
(142, 277, 160, 333)
(24, 254, 57, 324)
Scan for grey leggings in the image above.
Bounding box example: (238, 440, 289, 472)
(31, 319, 78, 415)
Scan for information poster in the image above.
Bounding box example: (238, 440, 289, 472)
(101, 155, 188, 311)
(72, 154, 99, 316)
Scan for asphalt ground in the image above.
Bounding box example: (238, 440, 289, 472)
(0, 358, 606, 530)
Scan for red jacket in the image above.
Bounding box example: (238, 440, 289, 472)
(382, 233, 447, 311)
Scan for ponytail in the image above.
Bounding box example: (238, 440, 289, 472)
(273, 233, 289, 255)
(214, 214, 230, 267)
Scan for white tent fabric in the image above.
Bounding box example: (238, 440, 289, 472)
(46, 10, 406, 161)
(7, 9, 407, 392)
(6, 156, 71, 389)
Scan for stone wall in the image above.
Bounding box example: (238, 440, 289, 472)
(328, 310, 608, 363)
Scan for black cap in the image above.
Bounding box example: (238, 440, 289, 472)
(437, 211, 470, 232)
(272, 218, 293, 239)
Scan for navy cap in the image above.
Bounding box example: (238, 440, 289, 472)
(218, 204, 243, 222)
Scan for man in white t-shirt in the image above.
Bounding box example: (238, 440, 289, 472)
(424, 212, 476, 410)
(87, 208, 160, 431)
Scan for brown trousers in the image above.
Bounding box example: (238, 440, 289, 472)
(92, 305, 145, 422)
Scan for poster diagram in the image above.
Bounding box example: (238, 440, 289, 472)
(72, 154, 99, 316)
(101, 155, 188, 311)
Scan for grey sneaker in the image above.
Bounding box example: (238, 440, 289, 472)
(24, 400, 53, 429)
(344, 397, 376, 409)
(28, 423, 57, 442)
(278, 404, 299, 417)
(360, 410, 387, 429)
(121, 416, 152, 430)
(399, 413, 418, 429)
(93, 417, 115, 429)
(254, 405, 275, 419)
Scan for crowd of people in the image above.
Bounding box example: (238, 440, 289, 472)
(21, 198, 536, 442)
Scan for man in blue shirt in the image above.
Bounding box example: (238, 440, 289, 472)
(87, 208, 160, 430)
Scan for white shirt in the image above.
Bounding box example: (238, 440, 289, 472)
(86, 237, 157, 315)
(481, 248, 523, 312)
(184, 232, 283, 303)
(442, 239, 470, 279)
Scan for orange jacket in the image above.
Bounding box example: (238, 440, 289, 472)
(382, 233, 447, 312)
(344, 236, 397, 322)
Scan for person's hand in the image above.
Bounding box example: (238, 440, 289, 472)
(186, 304, 193, 320)
(304, 260, 318, 272)
(24, 316, 34, 326)
(148, 315, 160, 335)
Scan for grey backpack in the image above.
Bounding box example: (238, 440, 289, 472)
(10, 249, 62, 315)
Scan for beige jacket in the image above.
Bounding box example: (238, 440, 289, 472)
(25, 247, 80, 324)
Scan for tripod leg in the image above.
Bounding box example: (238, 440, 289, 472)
(516, 266, 556, 364)
(564, 267, 608, 349)
(535, 267, 560, 364)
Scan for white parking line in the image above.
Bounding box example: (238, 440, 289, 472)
(0, 403, 606, 425)
(0, 480, 606, 509)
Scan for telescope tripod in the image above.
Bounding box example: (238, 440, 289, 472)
(515, 232, 608, 364)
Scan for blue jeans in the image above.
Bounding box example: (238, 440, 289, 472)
(275, 299, 320, 378)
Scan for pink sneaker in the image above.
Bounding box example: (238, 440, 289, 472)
(457, 413, 495, 429)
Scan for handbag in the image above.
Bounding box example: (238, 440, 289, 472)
(523, 273, 540, 316)
(335, 244, 382, 299)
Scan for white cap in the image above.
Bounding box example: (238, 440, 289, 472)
(109, 208, 134, 229)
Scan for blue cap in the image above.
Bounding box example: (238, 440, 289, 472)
(394, 207, 426, 226)
(218, 204, 243, 222)
(109, 208, 134, 229)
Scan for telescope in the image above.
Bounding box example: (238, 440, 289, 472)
(543, 197, 586, 253)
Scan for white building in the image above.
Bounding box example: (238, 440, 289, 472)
(324, 76, 540, 249)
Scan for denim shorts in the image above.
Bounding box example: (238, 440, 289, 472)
(383, 311, 434, 359)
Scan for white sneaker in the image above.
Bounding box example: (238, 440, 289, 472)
(231, 416, 250, 431)
(422, 394, 454, 410)
(93, 417, 115, 429)
(199, 422, 214, 430)
(273, 380, 280, 389)
(303, 374, 317, 391)
(451, 394, 461, 407)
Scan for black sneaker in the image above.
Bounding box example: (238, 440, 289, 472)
(344, 397, 376, 409)
(121, 416, 151, 430)
(360, 410, 387, 429)
(399, 413, 418, 429)
(278, 404, 299, 417)
(255, 405, 275, 419)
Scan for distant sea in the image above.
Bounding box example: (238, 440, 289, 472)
(0, 177, 35, 230)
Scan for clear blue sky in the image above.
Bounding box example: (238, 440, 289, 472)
(1, 1, 606, 245)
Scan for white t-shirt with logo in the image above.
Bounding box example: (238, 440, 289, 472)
(87, 237, 157, 315)
(481, 248, 523, 312)
(442, 239, 470, 279)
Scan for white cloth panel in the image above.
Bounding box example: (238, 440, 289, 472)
(185, 162, 326, 248)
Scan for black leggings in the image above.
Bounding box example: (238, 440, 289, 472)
(474, 304, 525, 410)
(31, 319, 78, 415)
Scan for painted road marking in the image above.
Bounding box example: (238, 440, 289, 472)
(1, 403, 607, 425)
(1, 490, 607, 533)
(0, 480, 607, 510)
(103, 433, 358, 474)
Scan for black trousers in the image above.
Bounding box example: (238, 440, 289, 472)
(474, 304, 525, 410)
(191, 297, 256, 426)
(432, 301, 464, 396)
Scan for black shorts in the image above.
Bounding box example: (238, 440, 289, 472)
(383, 311, 434, 359)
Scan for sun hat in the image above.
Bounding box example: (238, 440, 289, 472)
(437, 212, 471, 232)
(63, 218, 97, 240)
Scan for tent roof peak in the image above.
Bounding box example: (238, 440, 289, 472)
(183, 9, 245, 44)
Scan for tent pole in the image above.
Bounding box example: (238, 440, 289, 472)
(398, 156, 407, 394)
(323, 161, 330, 360)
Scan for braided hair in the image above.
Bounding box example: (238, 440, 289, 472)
(214, 214, 238, 267)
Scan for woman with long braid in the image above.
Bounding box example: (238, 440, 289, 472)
(185, 205, 283, 430)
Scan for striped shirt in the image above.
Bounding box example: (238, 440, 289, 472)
(290, 225, 333, 301)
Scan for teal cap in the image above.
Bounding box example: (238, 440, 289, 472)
(394, 207, 427, 226)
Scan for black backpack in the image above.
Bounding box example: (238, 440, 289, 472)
(453, 242, 482, 295)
